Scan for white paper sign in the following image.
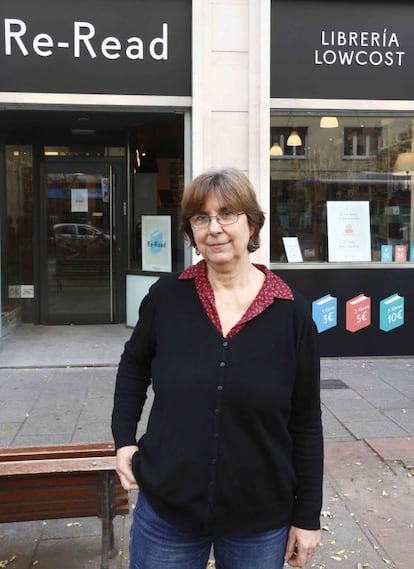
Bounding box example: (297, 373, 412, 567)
(327, 201, 371, 262)
(71, 188, 88, 212)
(282, 237, 303, 263)
(142, 215, 172, 272)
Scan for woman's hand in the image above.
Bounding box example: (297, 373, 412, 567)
(285, 526, 321, 567)
(115, 445, 139, 490)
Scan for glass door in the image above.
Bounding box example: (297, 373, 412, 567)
(40, 161, 120, 324)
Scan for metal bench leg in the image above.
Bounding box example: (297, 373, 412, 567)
(98, 472, 116, 569)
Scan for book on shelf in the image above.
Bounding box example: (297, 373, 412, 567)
(380, 244, 393, 262)
(394, 245, 407, 262)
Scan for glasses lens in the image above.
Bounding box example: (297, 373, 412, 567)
(190, 214, 209, 228)
(219, 212, 238, 225)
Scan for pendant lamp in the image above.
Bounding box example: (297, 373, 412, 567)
(286, 130, 302, 147)
(320, 116, 339, 128)
(270, 141, 283, 156)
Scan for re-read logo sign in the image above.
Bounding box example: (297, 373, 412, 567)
(4, 18, 169, 60)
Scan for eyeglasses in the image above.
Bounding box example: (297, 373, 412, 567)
(189, 211, 244, 230)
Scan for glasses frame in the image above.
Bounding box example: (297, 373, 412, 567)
(189, 211, 245, 230)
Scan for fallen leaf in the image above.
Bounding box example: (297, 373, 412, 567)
(336, 549, 346, 555)
(330, 555, 343, 561)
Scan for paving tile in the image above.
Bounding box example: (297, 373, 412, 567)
(366, 436, 414, 462)
(343, 419, 409, 439)
(11, 434, 73, 446)
(376, 527, 414, 563)
(34, 535, 102, 569)
(0, 422, 21, 446)
(0, 520, 44, 568)
(322, 398, 383, 422)
(0, 400, 33, 422)
(72, 422, 113, 443)
(357, 387, 414, 410)
(383, 409, 414, 433)
(315, 479, 390, 569)
(322, 406, 355, 442)
(324, 441, 387, 478)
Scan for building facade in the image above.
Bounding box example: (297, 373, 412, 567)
(1, 0, 413, 356)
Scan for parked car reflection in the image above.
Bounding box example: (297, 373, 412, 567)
(51, 223, 110, 259)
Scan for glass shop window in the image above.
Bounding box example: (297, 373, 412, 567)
(1, 146, 34, 331)
(270, 114, 414, 264)
(129, 115, 185, 273)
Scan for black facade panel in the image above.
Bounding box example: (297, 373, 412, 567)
(271, 0, 412, 100)
(0, 0, 191, 96)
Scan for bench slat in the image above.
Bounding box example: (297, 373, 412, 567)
(0, 456, 117, 476)
(0, 442, 116, 462)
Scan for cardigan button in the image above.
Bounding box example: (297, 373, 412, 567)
(217, 385, 223, 391)
(219, 361, 225, 367)
(223, 341, 228, 347)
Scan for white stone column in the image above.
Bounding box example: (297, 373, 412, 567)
(191, 0, 271, 265)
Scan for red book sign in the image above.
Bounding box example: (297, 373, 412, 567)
(346, 293, 371, 333)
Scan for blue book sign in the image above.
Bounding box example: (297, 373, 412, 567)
(379, 293, 405, 332)
(410, 245, 414, 262)
(312, 294, 337, 333)
(381, 245, 393, 262)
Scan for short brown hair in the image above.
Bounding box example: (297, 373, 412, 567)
(180, 168, 265, 252)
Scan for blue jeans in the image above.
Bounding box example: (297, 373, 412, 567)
(130, 492, 288, 569)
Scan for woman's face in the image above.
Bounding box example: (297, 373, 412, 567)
(192, 193, 253, 268)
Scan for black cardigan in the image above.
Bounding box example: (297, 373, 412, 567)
(112, 273, 323, 536)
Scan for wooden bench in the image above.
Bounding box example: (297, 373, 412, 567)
(0, 442, 129, 569)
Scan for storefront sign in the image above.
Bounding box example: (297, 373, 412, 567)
(271, 1, 413, 99)
(0, 0, 191, 95)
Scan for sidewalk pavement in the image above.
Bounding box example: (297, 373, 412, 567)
(0, 324, 413, 569)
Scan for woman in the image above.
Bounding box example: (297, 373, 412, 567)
(112, 167, 323, 569)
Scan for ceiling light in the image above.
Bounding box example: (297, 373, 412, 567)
(320, 116, 339, 128)
(392, 152, 414, 176)
(287, 130, 302, 147)
(270, 142, 283, 156)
